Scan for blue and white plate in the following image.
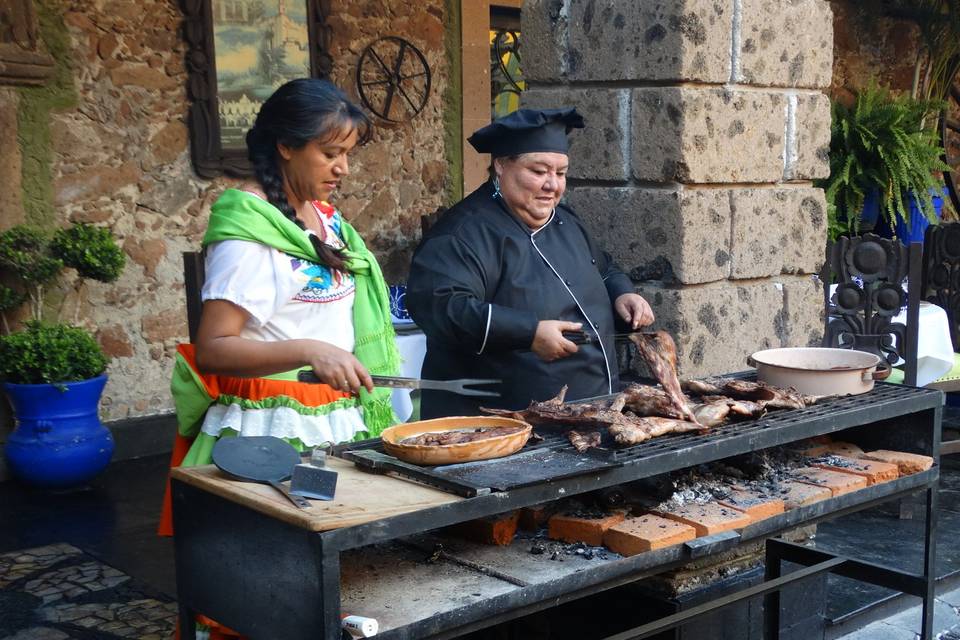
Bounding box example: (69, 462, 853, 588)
(389, 284, 413, 324)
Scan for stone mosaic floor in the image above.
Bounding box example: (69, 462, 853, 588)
(0, 543, 176, 639)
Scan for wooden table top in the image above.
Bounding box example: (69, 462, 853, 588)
(171, 457, 462, 532)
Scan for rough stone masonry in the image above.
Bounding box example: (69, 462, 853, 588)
(522, 0, 832, 377)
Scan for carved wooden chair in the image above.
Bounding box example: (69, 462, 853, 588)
(917, 222, 960, 456)
(821, 234, 921, 387)
(183, 251, 205, 343)
(919, 221, 960, 393)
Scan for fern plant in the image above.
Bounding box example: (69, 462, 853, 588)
(820, 83, 950, 240)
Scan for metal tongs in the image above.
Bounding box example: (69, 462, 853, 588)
(297, 372, 501, 397)
(562, 329, 656, 344)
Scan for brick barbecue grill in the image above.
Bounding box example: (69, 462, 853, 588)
(171, 380, 943, 640)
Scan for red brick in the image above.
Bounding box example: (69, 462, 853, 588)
(603, 514, 697, 555)
(789, 467, 867, 496)
(860, 450, 933, 475)
(717, 489, 785, 520)
(779, 481, 832, 509)
(518, 505, 552, 532)
(652, 502, 752, 536)
(448, 511, 519, 546)
(812, 456, 899, 485)
(795, 436, 834, 457)
(548, 512, 626, 546)
(823, 442, 865, 458)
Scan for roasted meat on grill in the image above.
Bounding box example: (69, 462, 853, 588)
(698, 395, 767, 419)
(482, 386, 627, 429)
(568, 430, 602, 452)
(621, 384, 689, 420)
(629, 332, 700, 425)
(684, 378, 808, 410)
(608, 416, 704, 445)
(690, 400, 732, 427)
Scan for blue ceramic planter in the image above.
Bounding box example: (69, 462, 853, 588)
(871, 188, 947, 244)
(3, 375, 114, 488)
(894, 188, 947, 244)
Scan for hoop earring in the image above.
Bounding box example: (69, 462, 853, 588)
(492, 175, 501, 199)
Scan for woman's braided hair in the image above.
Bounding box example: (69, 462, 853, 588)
(246, 78, 372, 271)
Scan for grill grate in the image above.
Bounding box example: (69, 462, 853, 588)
(581, 382, 928, 462)
(335, 382, 941, 494)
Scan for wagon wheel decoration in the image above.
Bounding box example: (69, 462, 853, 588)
(356, 37, 431, 123)
(941, 60, 960, 214)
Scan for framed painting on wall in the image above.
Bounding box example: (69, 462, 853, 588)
(182, 0, 333, 178)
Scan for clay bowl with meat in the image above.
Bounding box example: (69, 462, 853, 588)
(380, 416, 532, 466)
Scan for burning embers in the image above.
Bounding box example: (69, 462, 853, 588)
(483, 331, 826, 452)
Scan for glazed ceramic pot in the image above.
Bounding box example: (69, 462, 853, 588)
(4, 375, 114, 488)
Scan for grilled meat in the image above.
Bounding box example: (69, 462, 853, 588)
(686, 379, 807, 411)
(621, 384, 688, 420)
(401, 425, 527, 446)
(698, 395, 767, 419)
(568, 430, 602, 452)
(690, 400, 732, 427)
(482, 386, 627, 429)
(681, 378, 723, 396)
(629, 332, 700, 424)
(720, 380, 806, 410)
(608, 416, 704, 446)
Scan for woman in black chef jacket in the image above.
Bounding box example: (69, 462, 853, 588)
(406, 107, 654, 418)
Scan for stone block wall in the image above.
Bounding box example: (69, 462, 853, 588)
(0, 0, 449, 423)
(522, 0, 832, 377)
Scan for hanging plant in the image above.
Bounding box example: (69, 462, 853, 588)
(820, 83, 950, 239)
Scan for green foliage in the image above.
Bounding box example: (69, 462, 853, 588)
(0, 222, 123, 383)
(819, 83, 950, 240)
(51, 224, 125, 283)
(0, 226, 62, 286)
(0, 321, 106, 384)
(0, 285, 25, 314)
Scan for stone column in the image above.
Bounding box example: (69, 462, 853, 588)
(522, 0, 832, 376)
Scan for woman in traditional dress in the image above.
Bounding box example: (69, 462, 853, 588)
(159, 78, 400, 536)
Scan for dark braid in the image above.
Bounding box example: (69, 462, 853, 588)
(245, 78, 373, 272)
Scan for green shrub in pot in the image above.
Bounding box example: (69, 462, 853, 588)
(0, 222, 125, 365)
(0, 321, 107, 386)
(0, 222, 126, 487)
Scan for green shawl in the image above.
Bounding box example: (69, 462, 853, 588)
(203, 188, 401, 436)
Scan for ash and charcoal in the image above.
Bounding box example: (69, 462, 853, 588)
(525, 536, 610, 562)
(806, 454, 859, 468)
(648, 448, 814, 511)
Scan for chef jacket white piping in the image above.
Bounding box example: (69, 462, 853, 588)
(529, 209, 556, 237)
(477, 304, 492, 355)
(528, 229, 614, 395)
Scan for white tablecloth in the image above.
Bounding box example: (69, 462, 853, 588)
(392, 327, 426, 422)
(828, 283, 953, 386)
(892, 302, 954, 386)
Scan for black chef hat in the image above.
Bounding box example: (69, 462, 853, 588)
(467, 107, 585, 158)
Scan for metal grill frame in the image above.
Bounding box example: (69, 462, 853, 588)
(172, 382, 943, 640)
